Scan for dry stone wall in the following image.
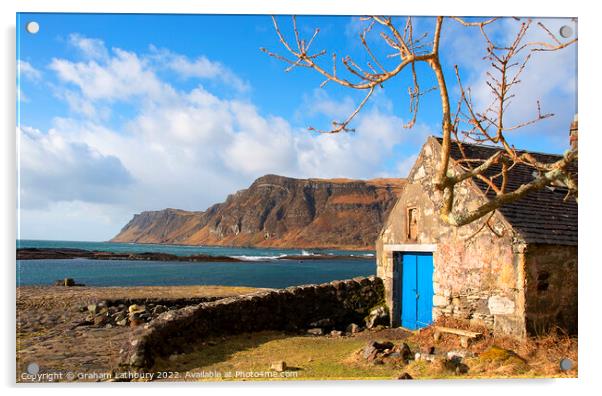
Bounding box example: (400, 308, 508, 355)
(525, 244, 578, 335)
(119, 276, 384, 370)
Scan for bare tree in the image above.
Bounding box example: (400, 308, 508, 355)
(261, 16, 577, 227)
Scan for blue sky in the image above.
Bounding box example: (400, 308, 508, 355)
(16, 13, 577, 241)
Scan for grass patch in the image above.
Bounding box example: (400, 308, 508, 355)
(155, 331, 410, 381)
(153, 326, 577, 381)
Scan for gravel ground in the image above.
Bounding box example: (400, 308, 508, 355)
(16, 285, 261, 382)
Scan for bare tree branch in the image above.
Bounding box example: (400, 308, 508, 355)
(262, 15, 578, 228)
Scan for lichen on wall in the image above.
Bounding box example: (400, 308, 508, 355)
(376, 137, 526, 337)
(524, 244, 578, 335)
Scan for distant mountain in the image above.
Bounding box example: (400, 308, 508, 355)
(111, 174, 405, 250)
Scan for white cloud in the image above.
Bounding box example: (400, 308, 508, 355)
(395, 154, 418, 178)
(20, 34, 431, 240)
(17, 86, 28, 102)
(19, 201, 132, 242)
(18, 60, 41, 101)
(18, 125, 133, 209)
(19, 88, 414, 239)
(18, 60, 42, 80)
(299, 88, 357, 121)
(150, 46, 250, 92)
(26, 20, 578, 242)
(58, 89, 110, 120)
(68, 33, 109, 60)
(442, 18, 577, 148)
(49, 48, 173, 102)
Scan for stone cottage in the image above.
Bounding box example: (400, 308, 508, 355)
(376, 135, 577, 338)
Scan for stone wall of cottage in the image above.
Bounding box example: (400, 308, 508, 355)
(119, 277, 384, 370)
(524, 244, 578, 335)
(376, 137, 526, 337)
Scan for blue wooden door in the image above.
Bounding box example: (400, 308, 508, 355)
(401, 252, 434, 330)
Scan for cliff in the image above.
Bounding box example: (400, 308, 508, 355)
(111, 174, 405, 249)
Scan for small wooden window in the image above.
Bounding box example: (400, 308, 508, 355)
(407, 207, 418, 241)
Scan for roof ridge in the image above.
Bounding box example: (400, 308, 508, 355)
(431, 135, 565, 158)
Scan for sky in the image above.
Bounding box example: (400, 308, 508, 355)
(16, 13, 577, 241)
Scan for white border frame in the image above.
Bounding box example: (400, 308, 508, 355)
(3, 1, 600, 395)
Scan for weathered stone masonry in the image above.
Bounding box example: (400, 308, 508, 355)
(525, 244, 578, 335)
(376, 136, 577, 338)
(119, 276, 384, 370)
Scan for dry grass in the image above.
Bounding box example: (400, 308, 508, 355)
(154, 330, 411, 381)
(407, 317, 577, 378)
(153, 324, 577, 381)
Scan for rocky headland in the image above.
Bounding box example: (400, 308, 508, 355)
(111, 174, 405, 250)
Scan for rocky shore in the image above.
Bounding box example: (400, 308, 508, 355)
(279, 254, 372, 261)
(16, 285, 262, 381)
(17, 248, 243, 262)
(17, 248, 374, 262)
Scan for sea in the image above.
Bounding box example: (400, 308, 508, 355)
(16, 240, 376, 288)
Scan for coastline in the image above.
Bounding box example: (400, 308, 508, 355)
(19, 237, 374, 251)
(105, 239, 377, 253)
(17, 247, 375, 262)
(16, 248, 243, 262)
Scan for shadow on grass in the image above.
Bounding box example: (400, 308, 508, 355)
(152, 330, 305, 373)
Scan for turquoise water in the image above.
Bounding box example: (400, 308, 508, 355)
(16, 240, 376, 288)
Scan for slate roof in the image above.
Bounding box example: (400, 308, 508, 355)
(435, 137, 578, 246)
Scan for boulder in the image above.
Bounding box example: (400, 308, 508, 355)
(414, 352, 437, 362)
(400, 343, 413, 361)
(365, 306, 389, 329)
(129, 313, 143, 327)
(93, 314, 109, 326)
(270, 361, 287, 372)
(362, 344, 378, 360)
(362, 340, 394, 361)
(330, 330, 343, 337)
(113, 311, 127, 322)
(446, 350, 474, 360)
(152, 305, 168, 315)
(307, 328, 324, 336)
(87, 304, 99, 314)
(372, 340, 394, 351)
(128, 304, 145, 314)
(309, 318, 334, 328)
(444, 356, 469, 375)
(346, 323, 361, 334)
